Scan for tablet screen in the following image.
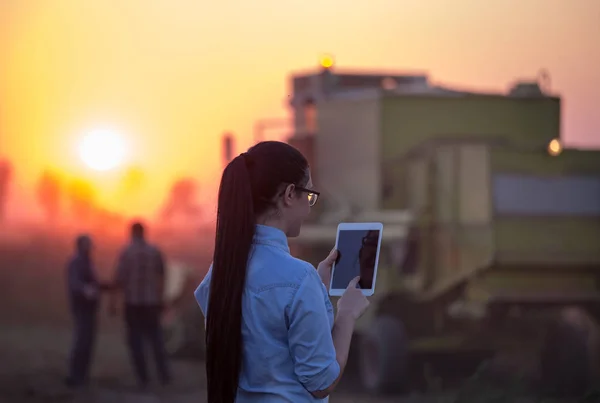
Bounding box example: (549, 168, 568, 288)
(331, 229, 380, 290)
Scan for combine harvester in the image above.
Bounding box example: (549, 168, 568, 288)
(284, 62, 600, 393)
(164, 61, 600, 393)
(292, 141, 600, 393)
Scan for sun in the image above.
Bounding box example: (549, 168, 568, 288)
(78, 129, 127, 171)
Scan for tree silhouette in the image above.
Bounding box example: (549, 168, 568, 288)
(0, 159, 12, 222)
(117, 166, 146, 213)
(36, 170, 62, 222)
(160, 177, 201, 221)
(121, 166, 145, 194)
(66, 178, 97, 222)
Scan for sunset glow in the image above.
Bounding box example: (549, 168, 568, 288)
(0, 0, 598, 218)
(78, 129, 127, 172)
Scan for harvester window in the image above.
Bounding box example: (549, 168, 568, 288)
(493, 174, 600, 216)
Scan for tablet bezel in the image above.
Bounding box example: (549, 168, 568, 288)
(329, 222, 384, 297)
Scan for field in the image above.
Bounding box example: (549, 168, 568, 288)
(0, 224, 406, 403)
(1, 324, 429, 403)
(2, 322, 592, 403)
(0, 225, 595, 403)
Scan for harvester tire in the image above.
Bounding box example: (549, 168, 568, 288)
(164, 304, 206, 359)
(358, 315, 408, 394)
(164, 314, 187, 355)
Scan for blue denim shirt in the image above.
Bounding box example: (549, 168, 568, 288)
(195, 224, 339, 402)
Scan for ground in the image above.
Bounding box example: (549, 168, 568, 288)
(0, 227, 591, 403)
(0, 323, 417, 403)
(0, 228, 407, 403)
(2, 319, 574, 403)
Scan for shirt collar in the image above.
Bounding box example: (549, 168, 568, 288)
(253, 224, 289, 253)
(130, 238, 147, 247)
(75, 252, 90, 261)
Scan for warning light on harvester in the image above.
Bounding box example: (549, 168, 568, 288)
(548, 138, 562, 156)
(319, 54, 335, 69)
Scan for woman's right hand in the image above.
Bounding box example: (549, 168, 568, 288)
(337, 276, 370, 320)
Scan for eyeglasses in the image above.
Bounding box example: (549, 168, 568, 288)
(295, 186, 320, 207)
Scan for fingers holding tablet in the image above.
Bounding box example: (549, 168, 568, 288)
(337, 276, 370, 320)
(317, 248, 339, 291)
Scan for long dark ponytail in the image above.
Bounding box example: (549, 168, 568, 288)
(205, 141, 309, 403)
(206, 155, 254, 403)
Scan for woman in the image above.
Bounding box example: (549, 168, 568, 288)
(195, 141, 370, 402)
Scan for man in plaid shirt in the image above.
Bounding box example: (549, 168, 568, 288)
(110, 222, 171, 387)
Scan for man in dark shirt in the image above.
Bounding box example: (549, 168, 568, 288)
(65, 234, 99, 388)
(110, 222, 171, 387)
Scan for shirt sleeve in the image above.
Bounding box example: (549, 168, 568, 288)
(114, 250, 127, 288)
(288, 270, 340, 393)
(194, 265, 212, 318)
(155, 248, 166, 277)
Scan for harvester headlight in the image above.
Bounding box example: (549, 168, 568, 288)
(548, 138, 562, 156)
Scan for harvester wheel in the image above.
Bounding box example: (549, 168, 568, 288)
(164, 313, 187, 355)
(358, 315, 408, 394)
(164, 304, 206, 359)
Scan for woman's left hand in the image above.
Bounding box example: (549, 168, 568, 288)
(317, 248, 338, 291)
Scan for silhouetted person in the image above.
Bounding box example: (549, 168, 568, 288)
(65, 234, 99, 388)
(110, 222, 171, 387)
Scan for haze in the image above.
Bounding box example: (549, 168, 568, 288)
(1, 0, 598, 218)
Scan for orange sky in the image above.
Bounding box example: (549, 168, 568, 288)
(1, 0, 599, 217)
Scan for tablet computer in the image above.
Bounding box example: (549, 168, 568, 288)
(329, 222, 383, 297)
